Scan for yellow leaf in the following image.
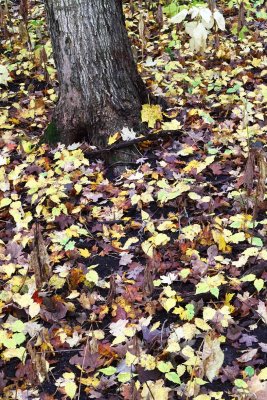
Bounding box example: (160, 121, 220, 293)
(2, 347, 26, 362)
(0, 198, 12, 208)
(228, 232, 246, 244)
(188, 192, 201, 200)
(258, 367, 267, 380)
(80, 376, 99, 387)
(183, 159, 200, 173)
(74, 184, 82, 194)
(203, 307, 216, 321)
(194, 318, 211, 331)
(141, 240, 154, 258)
(125, 351, 138, 366)
(49, 275, 65, 289)
(162, 119, 181, 130)
(79, 248, 91, 258)
(162, 297, 176, 312)
(157, 221, 176, 231)
(141, 379, 170, 400)
(195, 395, 211, 400)
(108, 131, 121, 145)
(85, 270, 99, 285)
(212, 229, 231, 252)
(122, 237, 139, 250)
(29, 302, 40, 318)
(13, 293, 32, 308)
(141, 210, 150, 221)
(21, 140, 34, 154)
(140, 354, 156, 370)
(252, 58, 262, 67)
(181, 224, 201, 241)
(64, 381, 77, 399)
(166, 341, 180, 352)
(152, 233, 170, 247)
(176, 365, 186, 377)
(131, 194, 140, 205)
(163, 286, 176, 297)
(141, 104, 163, 128)
(112, 334, 127, 345)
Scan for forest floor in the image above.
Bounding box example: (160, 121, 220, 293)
(0, 1, 267, 399)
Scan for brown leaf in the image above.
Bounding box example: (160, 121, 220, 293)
(40, 298, 67, 322)
(69, 349, 104, 371)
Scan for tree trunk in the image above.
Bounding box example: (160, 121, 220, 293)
(44, 0, 147, 147)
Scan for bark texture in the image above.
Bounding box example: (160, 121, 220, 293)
(44, 0, 147, 146)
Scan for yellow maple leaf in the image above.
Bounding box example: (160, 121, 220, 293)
(141, 104, 163, 128)
(79, 248, 91, 258)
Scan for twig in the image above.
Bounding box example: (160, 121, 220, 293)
(84, 129, 183, 158)
(145, 381, 155, 400)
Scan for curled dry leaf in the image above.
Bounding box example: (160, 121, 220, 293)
(202, 332, 224, 382)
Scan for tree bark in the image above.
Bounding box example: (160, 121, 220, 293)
(44, 0, 147, 146)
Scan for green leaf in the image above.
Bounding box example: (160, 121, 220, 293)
(99, 366, 117, 376)
(85, 270, 99, 285)
(234, 379, 248, 388)
(249, 237, 263, 247)
(185, 304, 195, 320)
(226, 84, 241, 93)
(157, 361, 172, 373)
(254, 278, 264, 292)
(165, 372, 181, 384)
(65, 240, 75, 251)
(65, 381, 77, 399)
(117, 372, 136, 383)
(11, 320, 25, 333)
(241, 274, 256, 282)
(245, 366, 254, 377)
(195, 282, 210, 295)
(163, 3, 180, 17)
(13, 333, 26, 346)
(210, 287, 219, 299)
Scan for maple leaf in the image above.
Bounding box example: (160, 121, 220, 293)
(141, 104, 163, 128)
(69, 349, 104, 370)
